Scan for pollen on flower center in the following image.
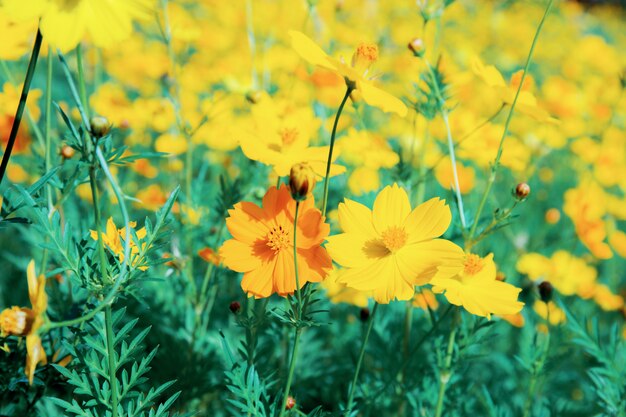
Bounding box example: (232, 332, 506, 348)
(266, 224, 291, 252)
(381, 226, 408, 252)
(352, 43, 379, 71)
(463, 254, 484, 275)
(279, 128, 299, 145)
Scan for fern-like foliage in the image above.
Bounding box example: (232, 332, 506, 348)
(48, 308, 180, 417)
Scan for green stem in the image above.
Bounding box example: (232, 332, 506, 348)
(293, 202, 302, 314)
(433, 309, 459, 417)
(345, 302, 379, 415)
(424, 60, 466, 229)
(278, 200, 303, 417)
(321, 87, 352, 217)
(0, 29, 43, 188)
(76, 44, 90, 120)
(104, 305, 119, 417)
(278, 327, 301, 417)
(468, 0, 554, 243)
(44, 46, 54, 210)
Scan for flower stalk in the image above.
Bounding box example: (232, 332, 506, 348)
(321, 86, 352, 217)
(468, 0, 554, 243)
(345, 302, 379, 415)
(0, 29, 43, 188)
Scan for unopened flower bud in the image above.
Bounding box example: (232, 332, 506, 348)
(514, 182, 530, 200)
(496, 271, 506, 282)
(59, 144, 75, 159)
(90, 116, 111, 138)
(289, 162, 316, 201)
(285, 396, 296, 410)
(408, 38, 425, 57)
(0, 307, 34, 336)
(538, 281, 553, 303)
(229, 301, 241, 314)
(359, 307, 370, 322)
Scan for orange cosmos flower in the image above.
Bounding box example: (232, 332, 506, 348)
(220, 185, 332, 298)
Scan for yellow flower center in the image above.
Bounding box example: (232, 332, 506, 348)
(352, 43, 379, 72)
(266, 225, 291, 252)
(381, 226, 408, 253)
(463, 254, 484, 276)
(280, 128, 299, 146)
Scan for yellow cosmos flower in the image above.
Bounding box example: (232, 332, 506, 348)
(517, 251, 596, 297)
(0, 260, 48, 384)
(289, 31, 407, 116)
(239, 95, 345, 178)
(1, 0, 154, 52)
(90, 218, 148, 271)
(430, 253, 524, 318)
(471, 56, 556, 123)
(533, 300, 566, 326)
(325, 184, 463, 304)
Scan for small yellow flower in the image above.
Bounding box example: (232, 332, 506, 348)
(90, 218, 148, 271)
(430, 253, 524, 318)
(289, 31, 407, 116)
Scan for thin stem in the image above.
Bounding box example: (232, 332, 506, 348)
(44, 46, 54, 210)
(345, 302, 379, 415)
(293, 202, 302, 314)
(321, 87, 352, 217)
(278, 200, 303, 417)
(76, 45, 90, 120)
(104, 305, 119, 417)
(468, 0, 554, 243)
(433, 308, 460, 417)
(0, 29, 43, 189)
(424, 60, 466, 229)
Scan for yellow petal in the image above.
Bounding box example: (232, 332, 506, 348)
(395, 239, 464, 285)
(288, 30, 337, 71)
(403, 198, 452, 244)
(337, 198, 377, 237)
(220, 239, 262, 272)
(325, 233, 371, 268)
(372, 184, 411, 234)
(26, 260, 38, 308)
(358, 80, 407, 117)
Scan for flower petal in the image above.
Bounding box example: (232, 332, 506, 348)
(337, 198, 377, 237)
(220, 239, 262, 272)
(358, 80, 407, 117)
(372, 184, 411, 234)
(403, 198, 453, 244)
(395, 239, 464, 285)
(288, 30, 337, 71)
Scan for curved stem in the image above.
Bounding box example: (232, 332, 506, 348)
(278, 201, 303, 417)
(345, 302, 379, 415)
(0, 29, 43, 189)
(321, 87, 352, 217)
(468, 0, 554, 243)
(433, 308, 460, 417)
(522, 307, 551, 417)
(76, 45, 90, 120)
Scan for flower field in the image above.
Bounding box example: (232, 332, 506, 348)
(0, 0, 625, 416)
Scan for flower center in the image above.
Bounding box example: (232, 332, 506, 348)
(381, 226, 408, 253)
(266, 225, 291, 252)
(351, 43, 379, 72)
(279, 128, 299, 146)
(463, 254, 484, 275)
